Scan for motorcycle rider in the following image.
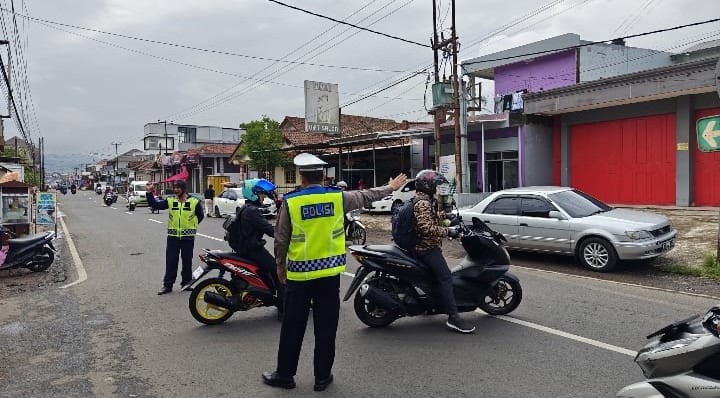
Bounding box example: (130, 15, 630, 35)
(227, 178, 284, 319)
(411, 169, 475, 334)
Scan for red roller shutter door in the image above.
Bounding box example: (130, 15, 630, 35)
(694, 108, 720, 206)
(570, 114, 676, 205)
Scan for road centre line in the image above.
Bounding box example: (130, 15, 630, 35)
(341, 271, 636, 357)
(148, 219, 163, 224)
(197, 233, 224, 242)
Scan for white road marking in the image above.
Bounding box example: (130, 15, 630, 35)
(110, 207, 117, 210)
(124, 212, 133, 215)
(341, 270, 636, 357)
(197, 233, 224, 242)
(148, 219, 163, 224)
(58, 213, 88, 289)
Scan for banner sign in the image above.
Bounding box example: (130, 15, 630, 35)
(36, 192, 56, 225)
(304, 80, 340, 134)
(438, 155, 456, 195)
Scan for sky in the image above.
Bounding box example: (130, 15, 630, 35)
(1, 0, 719, 165)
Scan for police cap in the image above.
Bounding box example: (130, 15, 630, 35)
(293, 153, 327, 171)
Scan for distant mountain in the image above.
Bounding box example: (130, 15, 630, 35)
(44, 153, 97, 174)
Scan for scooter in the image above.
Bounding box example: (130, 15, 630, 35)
(103, 191, 117, 206)
(345, 209, 366, 245)
(343, 216, 522, 328)
(0, 226, 56, 272)
(70, 186, 77, 194)
(616, 306, 720, 397)
(185, 248, 281, 325)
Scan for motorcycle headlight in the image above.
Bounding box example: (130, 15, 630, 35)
(625, 230, 652, 240)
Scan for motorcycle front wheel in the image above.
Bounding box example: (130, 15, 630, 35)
(478, 275, 522, 315)
(27, 246, 54, 272)
(189, 277, 236, 325)
(353, 278, 397, 328)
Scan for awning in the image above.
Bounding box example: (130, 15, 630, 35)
(160, 165, 189, 183)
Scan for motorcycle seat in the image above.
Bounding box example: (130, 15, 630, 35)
(363, 245, 415, 262)
(9, 233, 48, 246)
(212, 251, 254, 264)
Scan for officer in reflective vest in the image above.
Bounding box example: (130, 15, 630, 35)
(146, 179, 204, 295)
(263, 153, 407, 391)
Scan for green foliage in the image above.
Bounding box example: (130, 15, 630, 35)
(703, 253, 719, 268)
(1, 146, 39, 186)
(662, 253, 720, 280)
(239, 116, 289, 173)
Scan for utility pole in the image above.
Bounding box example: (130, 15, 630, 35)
(112, 142, 120, 186)
(450, 0, 463, 193)
(431, 0, 442, 170)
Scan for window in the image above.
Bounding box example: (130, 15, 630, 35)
(484, 196, 520, 215)
(401, 180, 415, 192)
(178, 126, 197, 144)
(285, 166, 296, 185)
(521, 197, 556, 218)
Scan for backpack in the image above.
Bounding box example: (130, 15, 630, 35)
(391, 198, 421, 250)
(222, 207, 247, 252)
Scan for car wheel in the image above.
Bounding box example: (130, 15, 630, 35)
(578, 237, 618, 272)
(390, 200, 403, 214)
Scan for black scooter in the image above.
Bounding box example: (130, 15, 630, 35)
(0, 226, 56, 272)
(343, 217, 522, 328)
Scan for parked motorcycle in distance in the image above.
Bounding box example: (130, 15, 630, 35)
(185, 248, 282, 325)
(343, 216, 522, 328)
(345, 209, 366, 245)
(0, 226, 56, 272)
(616, 306, 720, 397)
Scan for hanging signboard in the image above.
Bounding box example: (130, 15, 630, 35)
(36, 192, 56, 225)
(438, 155, 456, 195)
(304, 80, 340, 134)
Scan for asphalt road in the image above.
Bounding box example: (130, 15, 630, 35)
(1, 190, 718, 397)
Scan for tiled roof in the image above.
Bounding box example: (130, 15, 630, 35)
(187, 144, 237, 156)
(127, 160, 156, 171)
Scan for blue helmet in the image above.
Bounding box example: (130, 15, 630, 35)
(242, 178, 276, 202)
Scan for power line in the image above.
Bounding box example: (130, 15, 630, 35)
(464, 17, 720, 66)
(0, 6, 406, 74)
(267, 0, 429, 48)
(0, 50, 28, 145)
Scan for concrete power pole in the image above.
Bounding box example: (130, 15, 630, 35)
(431, 1, 442, 170)
(112, 142, 120, 185)
(450, 0, 463, 194)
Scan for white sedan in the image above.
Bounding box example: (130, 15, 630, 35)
(213, 188, 276, 218)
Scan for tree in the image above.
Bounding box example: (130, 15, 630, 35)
(239, 116, 289, 179)
(1, 147, 39, 186)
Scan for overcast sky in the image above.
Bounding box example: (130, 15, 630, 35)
(2, 0, 719, 159)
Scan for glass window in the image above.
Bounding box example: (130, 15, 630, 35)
(285, 166, 296, 185)
(484, 196, 520, 215)
(548, 189, 612, 218)
(501, 151, 519, 160)
(402, 180, 415, 192)
(485, 152, 501, 160)
(521, 197, 556, 218)
(2, 195, 29, 223)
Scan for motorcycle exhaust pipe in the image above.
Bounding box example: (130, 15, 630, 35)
(203, 291, 238, 310)
(359, 284, 404, 314)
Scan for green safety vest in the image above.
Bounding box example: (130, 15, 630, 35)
(167, 196, 200, 238)
(285, 187, 345, 281)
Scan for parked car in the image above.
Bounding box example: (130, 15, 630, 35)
(367, 179, 416, 213)
(457, 186, 677, 272)
(213, 187, 276, 218)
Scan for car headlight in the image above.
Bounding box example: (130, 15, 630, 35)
(625, 230, 652, 240)
(382, 195, 392, 200)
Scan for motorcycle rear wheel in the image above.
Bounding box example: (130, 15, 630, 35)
(478, 275, 522, 315)
(353, 278, 397, 327)
(27, 246, 54, 272)
(189, 277, 236, 325)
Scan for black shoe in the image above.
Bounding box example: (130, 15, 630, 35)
(314, 374, 334, 391)
(262, 371, 295, 389)
(446, 314, 475, 334)
(157, 286, 172, 295)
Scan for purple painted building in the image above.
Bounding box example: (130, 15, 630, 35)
(493, 50, 577, 95)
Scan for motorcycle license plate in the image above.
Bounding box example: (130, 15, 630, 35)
(192, 264, 206, 279)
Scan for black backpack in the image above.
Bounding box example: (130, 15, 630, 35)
(222, 207, 247, 252)
(391, 198, 421, 250)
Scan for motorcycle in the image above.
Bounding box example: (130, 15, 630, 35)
(103, 191, 117, 206)
(345, 209, 366, 245)
(185, 248, 281, 325)
(616, 306, 720, 397)
(0, 226, 56, 272)
(70, 186, 77, 194)
(343, 216, 522, 328)
(59, 186, 67, 195)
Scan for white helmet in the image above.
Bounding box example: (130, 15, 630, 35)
(336, 181, 348, 189)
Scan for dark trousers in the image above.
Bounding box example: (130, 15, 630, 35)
(164, 236, 195, 288)
(413, 247, 457, 315)
(276, 275, 340, 381)
(243, 247, 284, 311)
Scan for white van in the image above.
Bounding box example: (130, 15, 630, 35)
(127, 181, 149, 206)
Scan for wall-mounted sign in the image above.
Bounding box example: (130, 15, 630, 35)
(697, 115, 720, 152)
(676, 142, 689, 151)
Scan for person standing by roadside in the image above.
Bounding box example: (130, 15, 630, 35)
(146, 180, 204, 295)
(204, 184, 215, 217)
(262, 153, 407, 391)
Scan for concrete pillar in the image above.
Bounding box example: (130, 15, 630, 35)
(199, 158, 204, 191)
(675, 95, 694, 206)
(560, 120, 571, 186)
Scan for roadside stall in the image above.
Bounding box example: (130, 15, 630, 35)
(0, 180, 33, 236)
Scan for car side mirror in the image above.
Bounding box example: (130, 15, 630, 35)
(548, 211, 565, 220)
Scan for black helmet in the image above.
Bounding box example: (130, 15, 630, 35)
(414, 169, 448, 195)
(172, 180, 187, 192)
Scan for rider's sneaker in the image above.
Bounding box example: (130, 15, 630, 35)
(446, 314, 475, 334)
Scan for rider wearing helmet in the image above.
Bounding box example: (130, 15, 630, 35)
(336, 181, 348, 190)
(411, 169, 475, 334)
(230, 178, 284, 318)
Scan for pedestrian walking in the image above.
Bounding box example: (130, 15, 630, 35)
(262, 153, 407, 391)
(146, 180, 204, 295)
(204, 184, 215, 217)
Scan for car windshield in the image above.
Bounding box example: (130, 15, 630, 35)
(547, 189, 612, 218)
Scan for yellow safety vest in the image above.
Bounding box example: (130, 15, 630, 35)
(167, 196, 200, 238)
(285, 187, 345, 281)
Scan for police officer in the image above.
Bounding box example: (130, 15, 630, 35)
(146, 180, 204, 295)
(262, 153, 407, 391)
